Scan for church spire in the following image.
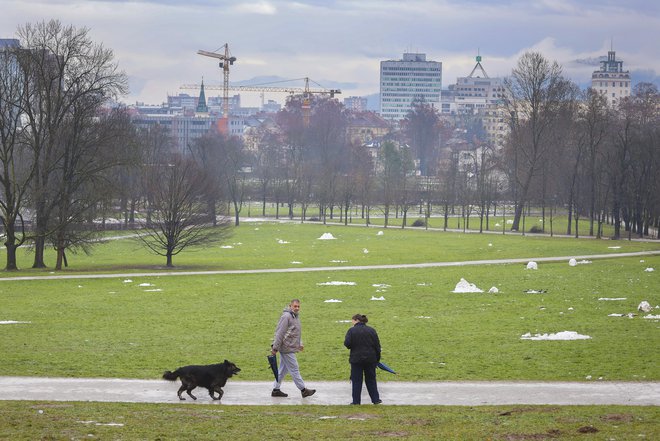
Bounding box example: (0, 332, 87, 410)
(196, 78, 208, 114)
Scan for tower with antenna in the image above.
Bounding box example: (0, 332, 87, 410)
(591, 42, 631, 106)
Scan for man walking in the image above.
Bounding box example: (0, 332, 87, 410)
(270, 299, 316, 398)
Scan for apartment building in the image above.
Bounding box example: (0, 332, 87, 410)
(380, 52, 442, 122)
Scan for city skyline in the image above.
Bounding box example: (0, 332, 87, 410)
(1, 0, 658, 107)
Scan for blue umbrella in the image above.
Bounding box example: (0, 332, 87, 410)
(377, 361, 397, 374)
(267, 354, 279, 381)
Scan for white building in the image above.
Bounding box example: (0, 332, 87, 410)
(591, 50, 631, 106)
(379, 52, 442, 122)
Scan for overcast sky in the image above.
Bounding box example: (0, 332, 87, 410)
(2, 0, 658, 107)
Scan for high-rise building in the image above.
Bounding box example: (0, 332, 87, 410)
(379, 52, 442, 122)
(591, 50, 631, 106)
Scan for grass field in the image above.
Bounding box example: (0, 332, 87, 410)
(0, 401, 657, 440)
(1, 222, 658, 439)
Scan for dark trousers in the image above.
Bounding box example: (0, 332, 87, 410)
(350, 362, 380, 404)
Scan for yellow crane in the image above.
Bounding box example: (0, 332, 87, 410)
(181, 77, 340, 125)
(197, 44, 236, 119)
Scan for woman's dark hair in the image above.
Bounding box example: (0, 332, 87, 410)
(352, 314, 368, 323)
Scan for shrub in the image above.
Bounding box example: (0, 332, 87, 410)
(412, 219, 426, 227)
(529, 225, 543, 233)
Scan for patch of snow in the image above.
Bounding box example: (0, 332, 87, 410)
(488, 286, 499, 293)
(324, 299, 342, 303)
(417, 283, 431, 286)
(277, 239, 290, 244)
(416, 316, 432, 319)
(372, 284, 391, 288)
(290, 261, 302, 264)
(452, 278, 483, 293)
(220, 245, 234, 249)
(599, 297, 627, 301)
(143, 289, 162, 292)
(640, 260, 645, 263)
(506, 219, 513, 224)
(363, 248, 369, 254)
(138, 283, 153, 287)
(122, 279, 132, 283)
(644, 267, 654, 272)
(643, 315, 660, 319)
(370, 296, 386, 301)
(318, 416, 338, 420)
(488, 243, 493, 247)
(77, 421, 125, 427)
(317, 281, 356, 286)
(0, 321, 31, 325)
(330, 260, 348, 263)
(520, 331, 591, 340)
(638, 301, 652, 312)
(524, 289, 546, 294)
(318, 233, 336, 240)
(608, 246, 621, 249)
(335, 320, 352, 323)
(377, 231, 384, 236)
(608, 313, 625, 317)
(495, 223, 501, 227)
(526, 261, 538, 270)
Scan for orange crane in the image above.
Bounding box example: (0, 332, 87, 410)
(197, 44, 236, 119)
(181, 77, 340, 125)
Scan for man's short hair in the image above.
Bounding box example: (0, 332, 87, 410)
(290, 299, 301, 305)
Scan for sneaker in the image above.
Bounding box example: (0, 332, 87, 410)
(301, 388, 316, 398)
(373, 400, 382, 405)
(271, 389, 288, 397)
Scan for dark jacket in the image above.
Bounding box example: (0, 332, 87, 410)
(344, 322, 381, 364)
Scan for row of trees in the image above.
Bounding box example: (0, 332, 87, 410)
(1, 20, 658, 271)
(0, 20, 232, 270)
(504, 52, 659, 239)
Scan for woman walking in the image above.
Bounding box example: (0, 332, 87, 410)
(343, 314, 382, 405)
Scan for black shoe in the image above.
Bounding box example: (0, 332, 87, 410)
(373, 400, 382, 404)
(301, 388, 316, 398)
(350, 402, 360, 405)
(271, 389, 288, 397)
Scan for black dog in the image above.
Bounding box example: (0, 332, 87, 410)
(163, 360, 241, 401)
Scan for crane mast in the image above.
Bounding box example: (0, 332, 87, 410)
(197, 44, 236, 119)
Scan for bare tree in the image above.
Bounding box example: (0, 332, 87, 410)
(48, 107, 135, 270)
(138, 155, 231, 267)
(15, 20, 127, 268)
(0, 42, 33, 270)
(402, 100, 440, 176)
(504, 52, 572, 231)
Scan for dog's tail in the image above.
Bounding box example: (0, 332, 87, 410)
(162, 370, 179, 381)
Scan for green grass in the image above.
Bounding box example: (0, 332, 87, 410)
(2, 222, 657, 275)
(1, 222, 658, 381)
(234, 201, 622, 237)
(0, 402, 657, 440)
(1, 222, 658, 439)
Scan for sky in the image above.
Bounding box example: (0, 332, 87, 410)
(1, 0, 659, 108)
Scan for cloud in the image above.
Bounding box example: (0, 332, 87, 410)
(231, 1, 277, 15)
(1, 0, 657, 106)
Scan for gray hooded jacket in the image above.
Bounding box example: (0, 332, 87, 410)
(272, 307, 302, 353)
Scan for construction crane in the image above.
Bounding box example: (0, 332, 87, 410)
(181, 77, 340, 125)
(197, 44, 236, 119)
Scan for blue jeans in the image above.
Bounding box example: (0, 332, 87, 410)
(350, 361, 380, 404)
